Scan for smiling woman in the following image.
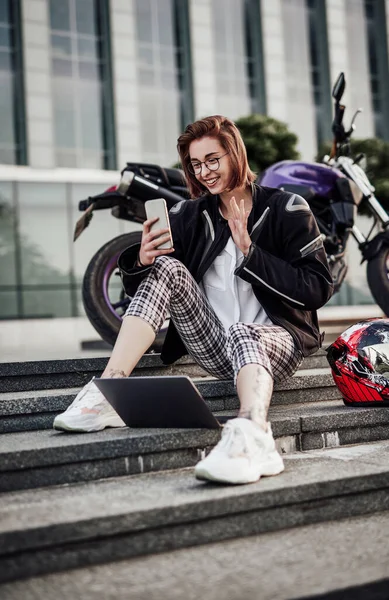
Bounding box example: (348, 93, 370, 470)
(54, 113, 334, 487)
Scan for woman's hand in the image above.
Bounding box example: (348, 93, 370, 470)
(137, 217, 174, 266)
(228, 197, 252, 256)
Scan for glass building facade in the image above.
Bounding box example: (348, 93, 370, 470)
(0, 175, 136, 319)
(1, 0, 389, 321)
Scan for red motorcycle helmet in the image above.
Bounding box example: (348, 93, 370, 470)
(326, 318, 389, 406)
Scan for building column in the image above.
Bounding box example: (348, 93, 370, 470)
(188, 0, 217, 119)
(326, 0, 374, 138)
(110, 0, 141, 168)
(260, 0, 288, 123)
(21, 0, 55, 168)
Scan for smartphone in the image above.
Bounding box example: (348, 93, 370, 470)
(145, 198, 173, 250)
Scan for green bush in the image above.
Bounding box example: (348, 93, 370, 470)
(235, 114, 300, 175)
(317, 138, 389, 215)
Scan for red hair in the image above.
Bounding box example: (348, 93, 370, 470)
(177, 115, 256, 198)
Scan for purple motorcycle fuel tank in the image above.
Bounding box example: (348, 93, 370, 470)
(259, 160, 345, 197)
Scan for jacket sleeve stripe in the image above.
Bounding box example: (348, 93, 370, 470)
(299, 234, 323, 257)
(250, 207, 270, 236)
(243, 266, 306, 307)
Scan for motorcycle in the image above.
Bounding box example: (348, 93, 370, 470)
(75, 72, 389, 349)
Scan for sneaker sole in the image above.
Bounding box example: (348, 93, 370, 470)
(53, 414, 125, 433)
(195, 457, 285, 485)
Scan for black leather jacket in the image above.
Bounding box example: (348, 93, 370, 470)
(118, 184, 334, 364)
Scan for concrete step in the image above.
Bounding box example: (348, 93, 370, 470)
(1, 439, 389, 583)
(0, 369, 339, 434)
(2, 399, 389, 493)
(1, 510, 388, 599)
(0, 350, 329, 393)
(0, 354, 209, 394)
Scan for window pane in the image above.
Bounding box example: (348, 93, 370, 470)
(157, 0, 174, 45)
(0, 182, 17, 286)
(0, 0, 10, 23)
(78, 81, 103, 149)
(17, 183, 71, 286)
(0, 71, 16, 146)
(78, 60, 99, 79)
(211, 0, 250, 120)
(0, 291, 18, 318)
(0, 0, 25, 164)
(50, 0, 113, 169)
(281, 0, 317, 159)
(53, 79, 76, 147)
(135, 0, 153, 43)
(51, 34, 72, 58)
(22, 289, 73, 318)
(0, 48, 11, 70)
(0, 25, 11, 48)
(77, 36, 98, 59)
(75, 0, 97, 35)
(50, 0, 70, 31)
(52, 57, 73, 77)
(135, 0, 182, 166)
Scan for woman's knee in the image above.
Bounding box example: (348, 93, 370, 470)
(227, 322, 253, 343)
(226, 322, 265, 356)
(154, 255, 186, 277)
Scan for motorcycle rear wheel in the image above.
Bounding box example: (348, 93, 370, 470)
(82, 232, 167, 350)
(366, 246, 389, 316)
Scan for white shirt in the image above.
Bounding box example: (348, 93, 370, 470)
(200, 235, 272, 333)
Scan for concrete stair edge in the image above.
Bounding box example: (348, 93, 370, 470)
(2, 400, 389, 492)
(1, 510, 388, 600)
(1, 440, 389, 583)
(0, 352, 330, 394)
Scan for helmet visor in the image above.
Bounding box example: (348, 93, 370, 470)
(359, 343, 389, 376)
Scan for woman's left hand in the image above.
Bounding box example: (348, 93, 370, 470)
(228, 197, 252, 256)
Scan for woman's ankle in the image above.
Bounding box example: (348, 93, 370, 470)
(102, 368, 128, 378)
(237, 410, 268, 432)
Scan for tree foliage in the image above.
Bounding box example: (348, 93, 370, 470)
(317, 138, 389, 214)
(235, 114, 300, 175)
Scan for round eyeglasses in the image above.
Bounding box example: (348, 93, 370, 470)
(188, 153, 229, 175)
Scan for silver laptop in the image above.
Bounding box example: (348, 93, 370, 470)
(94, 376, 222, 429)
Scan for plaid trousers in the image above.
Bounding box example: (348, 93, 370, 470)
(124, 256, 303, 384)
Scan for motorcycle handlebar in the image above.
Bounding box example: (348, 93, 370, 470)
(78, 172, 186, 214)
(127, 174, 187, 210)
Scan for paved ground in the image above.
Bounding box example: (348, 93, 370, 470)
(0, 306, 383, 363)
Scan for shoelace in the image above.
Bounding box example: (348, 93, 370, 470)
(217, 423, 252, 457)
(71, 378, 105, 409)
(218, 421, 270, 458)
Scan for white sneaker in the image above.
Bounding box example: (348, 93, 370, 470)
(53, 378, 126, 432)
(194, 418, 284, 484)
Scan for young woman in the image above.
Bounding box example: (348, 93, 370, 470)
(54, 116, 333, 485)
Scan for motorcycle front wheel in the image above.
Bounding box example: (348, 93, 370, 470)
(82, 232, 167, 350)
(366, 246, 389, 316)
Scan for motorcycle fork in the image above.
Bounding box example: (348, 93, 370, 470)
(350, 194, 389, 246)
